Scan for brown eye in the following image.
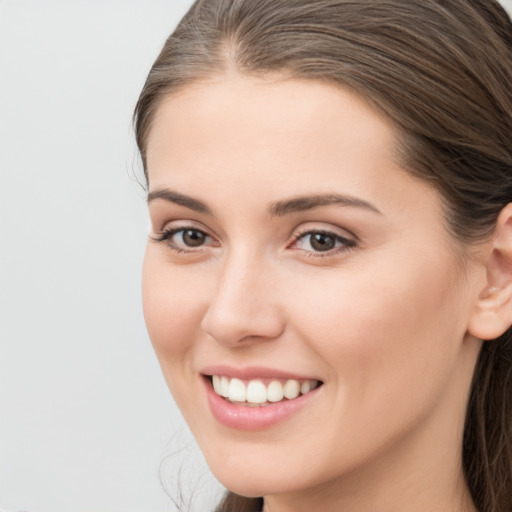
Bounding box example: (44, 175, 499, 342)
(182, 229, 206, 247)
(293, 230, 356, 255)
(154, 226, 215, 252)
(309, 233, 335, 252)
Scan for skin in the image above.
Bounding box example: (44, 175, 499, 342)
(142, 74, 487, 512)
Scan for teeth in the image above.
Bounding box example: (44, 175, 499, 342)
(267, 380, 284, 402)
(211, 376, 320, 404)
(283, 379, 300, 399)
(247, 380, 267, 404)
(212, 375, 221, 395)
(300, 380, 311, 395)
(228, 378, 247, 402)
(220, 376, 229, 397)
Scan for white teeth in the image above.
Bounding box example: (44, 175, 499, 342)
(228, 378, 246, 402)
(267, 380, 284, 402)
(247, 380, 267, 404)
(212, 375, 221, 394)
(300, 380, 311, 395)
(283, 379, 300, 399)
(220, 376, 229, 397)
(211, 376, 319, 404)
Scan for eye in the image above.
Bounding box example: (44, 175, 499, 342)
(291, 230, 356, 255)
(152, 226, 216, 252)
(176, 228, 208, 247)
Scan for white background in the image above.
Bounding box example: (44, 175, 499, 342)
(1, 1, 511, 511)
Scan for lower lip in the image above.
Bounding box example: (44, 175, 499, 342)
(203, 377, 321, 431)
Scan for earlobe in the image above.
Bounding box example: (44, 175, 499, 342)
(468, 203, 512, 341)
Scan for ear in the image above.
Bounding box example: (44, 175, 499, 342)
(468, 203, 512, 341)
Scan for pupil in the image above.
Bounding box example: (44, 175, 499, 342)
(183, 230, 205, 247)
(311, 233, 335, 252)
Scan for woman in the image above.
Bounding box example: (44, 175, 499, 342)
(134, 1, 512, 511)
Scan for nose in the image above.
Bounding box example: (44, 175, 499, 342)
(200, 252, 285, 347)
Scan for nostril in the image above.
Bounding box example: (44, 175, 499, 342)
(200, 269, 285, 346)
(201, 311, 286, 347)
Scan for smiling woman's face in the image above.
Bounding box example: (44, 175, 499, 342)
(142, 75, 483, 506)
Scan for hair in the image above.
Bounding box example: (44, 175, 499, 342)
(134, 1, 512, 510)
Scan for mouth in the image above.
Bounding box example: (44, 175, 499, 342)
(201, 369, 325, 430)
(205, 374, 323, 407)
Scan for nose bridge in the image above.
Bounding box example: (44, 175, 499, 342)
(201, 246, 284, 345)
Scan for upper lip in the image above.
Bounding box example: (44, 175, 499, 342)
(200, 364, 322, 382)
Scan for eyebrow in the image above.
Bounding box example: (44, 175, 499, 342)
(147, 188, 381, 217)
(268, 194, 382, 217)
(147, 189, 212, 214)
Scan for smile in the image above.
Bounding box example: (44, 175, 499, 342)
(210, 375, 322, 406)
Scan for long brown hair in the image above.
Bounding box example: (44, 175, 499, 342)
(134, 1, 512, 510)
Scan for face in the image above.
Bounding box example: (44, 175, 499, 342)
(143, 75, 482, 500)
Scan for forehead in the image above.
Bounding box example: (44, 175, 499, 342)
(146, 75, 399, 189)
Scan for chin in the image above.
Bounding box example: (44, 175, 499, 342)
(212, 469, 297, 498)
(201, 444, 325, 499)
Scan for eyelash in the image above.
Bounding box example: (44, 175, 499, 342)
(289, 229, 357, 258)
(152, 227, 214, 254)
(152, 226, 357, 258)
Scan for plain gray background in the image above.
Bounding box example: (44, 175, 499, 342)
(0, 1, 225, 511)
(1, 1, 511, 511)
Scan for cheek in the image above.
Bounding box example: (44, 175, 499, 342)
(289, 252, 467, 412)
(141, 248, 215, 425)
(141, 247, 206, 366)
